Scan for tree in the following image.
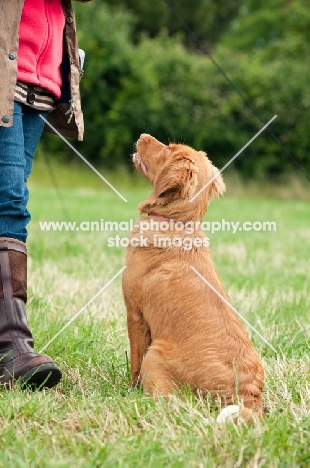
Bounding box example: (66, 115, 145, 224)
(101, 0, 240, 47)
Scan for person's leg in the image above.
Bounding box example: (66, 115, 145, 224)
(23, 105, 48, 223)
(0, 102, 61, 389)
(0, 102, 29, 242)
(0, 103, 47, 241)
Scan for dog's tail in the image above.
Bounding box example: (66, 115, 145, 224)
(216, 404, 263, 424)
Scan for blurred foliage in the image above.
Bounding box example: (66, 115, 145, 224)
(101, 0, 240, 47)
(40, 0, 310, 180)
(223, 0, 310, 56)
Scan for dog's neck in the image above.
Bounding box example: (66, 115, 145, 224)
(147, 211, 171, 222)
(139, 195, 207, 224)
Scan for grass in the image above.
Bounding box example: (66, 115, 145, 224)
(0, 160, 309, 467)
(30, 157, 310, 200)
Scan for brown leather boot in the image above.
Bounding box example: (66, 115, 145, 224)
(0, 238, 62, 390)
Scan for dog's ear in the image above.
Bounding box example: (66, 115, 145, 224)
(208, 164, 226, 199)
(154, 159, 198, 199)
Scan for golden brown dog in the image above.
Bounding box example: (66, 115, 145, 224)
(122, 134, 264, 422)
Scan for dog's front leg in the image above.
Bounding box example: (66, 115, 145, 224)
(126, 307, 151, 387)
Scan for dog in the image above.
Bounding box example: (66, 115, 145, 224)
(122, 134, 264, 422)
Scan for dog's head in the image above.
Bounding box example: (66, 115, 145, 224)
(134, 134, 225, 220)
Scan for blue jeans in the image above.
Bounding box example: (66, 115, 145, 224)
(0, 102, 47, 243)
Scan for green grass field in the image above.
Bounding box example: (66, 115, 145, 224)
(0, 162, 309, 468)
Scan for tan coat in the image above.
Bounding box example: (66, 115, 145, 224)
(123, 134, 264, 422)
(0, 0, 91, 141)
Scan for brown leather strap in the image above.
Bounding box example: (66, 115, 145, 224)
(0, 249, 13, 299)
(0, 239, 27, 256)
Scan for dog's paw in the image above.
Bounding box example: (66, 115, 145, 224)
(216, 405, 241, 424)
(129, 374, 141, 389)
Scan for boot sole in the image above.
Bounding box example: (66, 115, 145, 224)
(20, 363, 62, 391)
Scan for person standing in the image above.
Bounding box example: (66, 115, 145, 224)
(0, 0, 91, 389)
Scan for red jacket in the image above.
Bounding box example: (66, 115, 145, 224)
(17, 0, 65, 99)
(0, 0, 92, 140)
